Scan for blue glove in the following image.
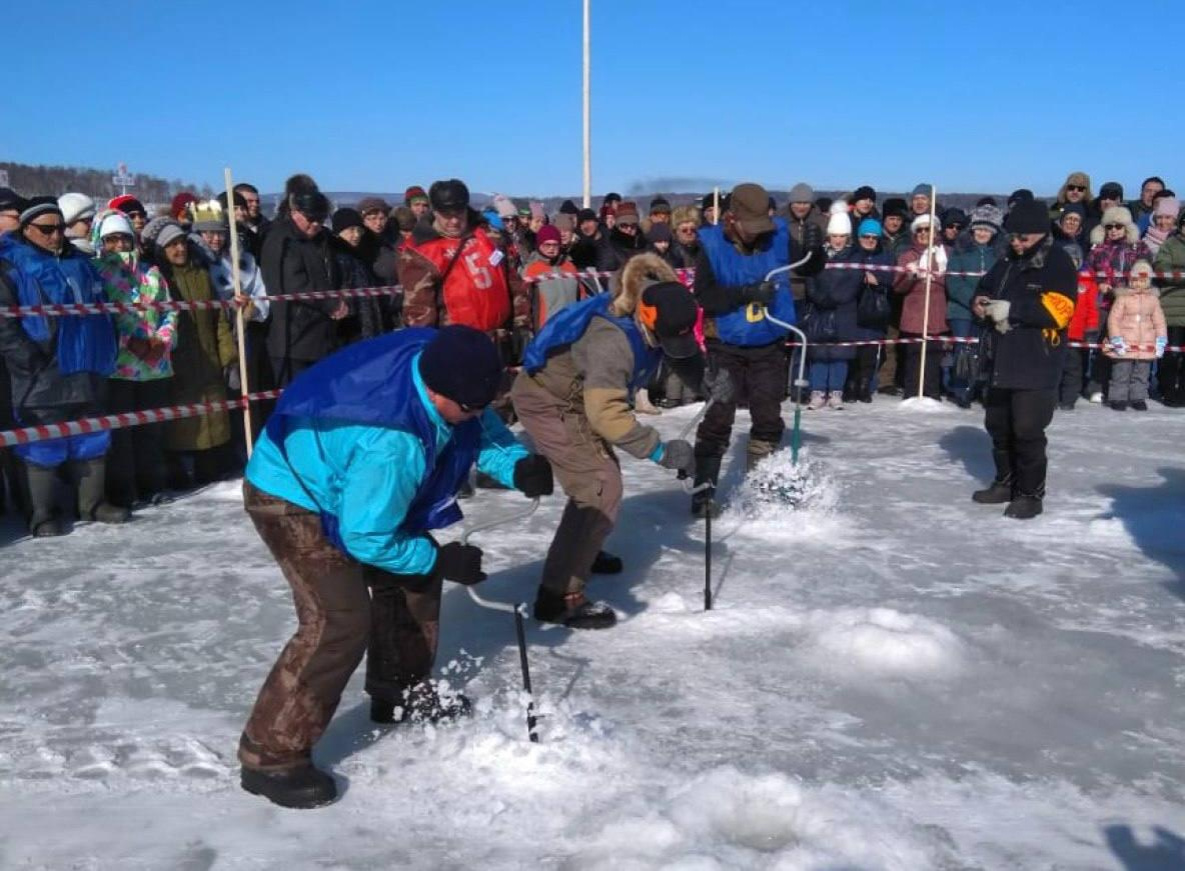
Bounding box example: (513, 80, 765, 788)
(1156, 336, 1168, 359)
(1110, 336, 1127, 356)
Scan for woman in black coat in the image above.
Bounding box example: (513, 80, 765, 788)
(844, 218, 896, 401)
(803, 216, 861, 409)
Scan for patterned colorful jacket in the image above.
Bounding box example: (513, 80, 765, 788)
(90, 209, 176, 381)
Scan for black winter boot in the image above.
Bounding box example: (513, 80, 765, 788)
(370, 698, 398, 724)
(1004, 494, 1043, 520)
(1130, 400, 1148, 412)
(1110, 400, 1128, 411)
(972, 479, 1013, 504)
(534, 589, 617, 629)
(75, 459, 130, 524)
(371, 680, 472, 725)
(25, 463, 64, 537)
(590, 551, 623, 575)
(241, 763, 337, 809)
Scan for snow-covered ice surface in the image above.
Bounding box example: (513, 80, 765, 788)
(2, 397, 1185, 869)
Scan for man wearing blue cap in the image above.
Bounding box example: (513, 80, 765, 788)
(237, 325, 554, 809)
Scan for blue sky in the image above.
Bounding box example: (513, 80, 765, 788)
(2, 2, 1180, 198)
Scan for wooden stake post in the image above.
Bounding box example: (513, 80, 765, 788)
(223, 167, 254, 457)
(916, 185, 939, 399)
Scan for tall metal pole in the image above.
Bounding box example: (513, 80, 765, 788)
(582, 0, 591, 208)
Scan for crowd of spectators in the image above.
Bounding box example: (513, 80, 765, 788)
(0, 170, 1178, 536)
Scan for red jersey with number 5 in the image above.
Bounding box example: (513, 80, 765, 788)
(411, 228, 511, 331)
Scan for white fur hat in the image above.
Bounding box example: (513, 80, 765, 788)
(827, 211, 852, 236)
(910, 213, 934, 234)
(96, 212, 133, 239)
(58, 192, 96, 225)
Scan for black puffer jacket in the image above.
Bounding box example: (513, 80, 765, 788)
(261, 215, 343, 363)
(594, 227, 645, 273)
(977, 235, 1078, 390)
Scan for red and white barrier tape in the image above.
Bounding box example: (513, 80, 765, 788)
(0, 390, 282, 448)
(784, 336, 1182, 352)
(0, 285, 404, 319)
(6, 260, 1185, 319)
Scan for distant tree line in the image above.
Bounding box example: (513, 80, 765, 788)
(0, 161, 212, 204)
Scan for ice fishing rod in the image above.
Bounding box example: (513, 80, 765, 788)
(459, 496, 541, 743)
(760, 254, 812, 464)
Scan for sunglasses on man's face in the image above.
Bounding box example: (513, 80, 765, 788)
(29, 222, 65, 236)
(456, 399, 488, 414)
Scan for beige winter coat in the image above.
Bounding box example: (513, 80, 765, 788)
(512, 253, 674, 460)
(1105, 286, 1167, 360)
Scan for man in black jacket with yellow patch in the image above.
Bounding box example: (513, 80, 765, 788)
(971, 199, 1076, 520)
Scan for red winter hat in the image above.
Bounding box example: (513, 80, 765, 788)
(404, 185, 429, 206)
(171, 192, 199, 220)
(108, 194, 146, 216)
(536, 225, 562, 246)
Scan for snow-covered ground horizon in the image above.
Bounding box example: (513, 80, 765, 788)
(2, 397, 1183, 869)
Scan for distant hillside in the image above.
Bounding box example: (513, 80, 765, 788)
(0, 161, 212, 205)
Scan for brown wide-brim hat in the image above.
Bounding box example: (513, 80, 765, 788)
(729, 183, 775, 235)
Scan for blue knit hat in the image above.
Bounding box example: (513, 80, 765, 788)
(857, 217, 883, 237)
(418, 326, 503, 410)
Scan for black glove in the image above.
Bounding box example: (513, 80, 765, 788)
(797, 246, 826, 277)
(655, 439, 695, 476)
(434, 541, 486, 585)
(739, 281, 776, 306)
(513, 454, 554, 498)
(702, 364, 735, 405)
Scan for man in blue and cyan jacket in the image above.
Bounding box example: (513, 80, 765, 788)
(238, 325, 553, 810)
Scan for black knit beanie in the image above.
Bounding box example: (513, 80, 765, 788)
(418, 326, 502, 410)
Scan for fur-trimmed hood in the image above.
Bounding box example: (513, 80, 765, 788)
(1089, 206, 1139, 246)
(609, 252, 677, 316)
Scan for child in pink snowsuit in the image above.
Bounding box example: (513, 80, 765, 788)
(1105, 260, 1168, 410)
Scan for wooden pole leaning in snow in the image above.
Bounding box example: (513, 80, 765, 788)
(224, 167, 254, 457)
(712, 187, 720, 225)
(916, 185, 939, 399)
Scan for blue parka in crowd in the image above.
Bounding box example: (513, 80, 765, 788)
(804, 245, 861, 362)
(246, 329, 528, 577)
(0, 232, 117, 466)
